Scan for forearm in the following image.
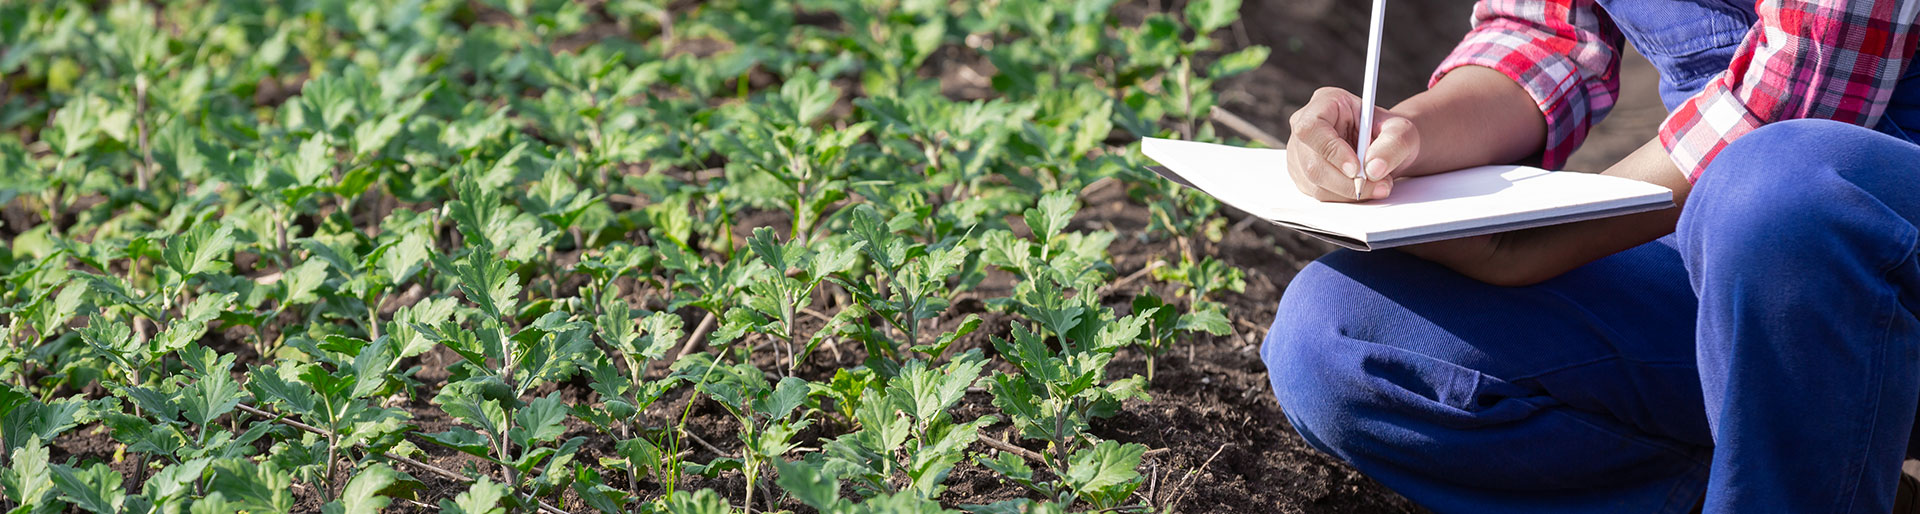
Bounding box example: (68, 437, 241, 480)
(1496, 139, 1693, 282)
(1405, 138, 1694, 286)
(1392, 65, 1549, 177)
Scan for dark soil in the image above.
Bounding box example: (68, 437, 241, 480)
(38, 1, 1678, 512)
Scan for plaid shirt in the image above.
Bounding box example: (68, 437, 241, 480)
(1434, 0, 1920, 182)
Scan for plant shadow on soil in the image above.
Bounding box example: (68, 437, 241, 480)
(40, 0, 1690, 512)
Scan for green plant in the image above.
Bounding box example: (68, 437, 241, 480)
(674, 355, 812, 512)
(0, 0, 1270, 509)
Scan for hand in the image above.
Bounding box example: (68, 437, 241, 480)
(1287, 87, 1421, 202)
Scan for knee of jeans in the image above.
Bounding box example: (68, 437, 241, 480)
(1681, 119, 1882, 260)
(1261, 258, 1380, 455)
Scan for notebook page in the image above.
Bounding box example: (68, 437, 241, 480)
(1140, 138, 1672, 243)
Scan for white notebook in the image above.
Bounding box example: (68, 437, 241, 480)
(1141, 138, 1674, 250)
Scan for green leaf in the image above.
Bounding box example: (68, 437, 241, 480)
(760, 377, 810, 421)
(292, 134, 333, 186)
(152, 292, 236, 356)
(1, 436, 52, 510)
(281, 259, 330, 306)
(632, 311, 683, 361)
(440, 476, 507, 514)
(78, 319, 137, 366)
(511, 393, 570, 446)
(349, 337, 399, 399)
(890, 352, 985, 428)
(420, 428, 493, 459)
(1066, 440, 1146, 494)
(161, 222, 237, 278)
(180, 362, 243, 426)
(1177, 308, 1231, 336)
(1184, 0, 1240, 35)
(663, 488, 734, 514)
(49, 463, 123, 514)
(1208, 45, 1269, 78)
(210, 458, 294, 513)
(746, 227, 792, 274)
(328, 464, 399, 514)
(248, 365, 316, 414)
(444, 247, 522, 321)
(572, 465, 629, 514)
(1022, 190, 1076, 244)
(780, 69, 840, 124)
(3, 397, 85, 451)
(378, 232, 432, 285)
(774, 458, 846, 512)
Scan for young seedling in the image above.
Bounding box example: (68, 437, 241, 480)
(814, 351, 998, 502)
(673, 354, 813, 512)
(836, 205, 982, 373)
(1131, 287, 1229, 382)
(738, 227, 864, 373)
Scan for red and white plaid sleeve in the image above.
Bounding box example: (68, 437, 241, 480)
(1661, 0, 1920, 183)
(1431, 0, 1625, 170)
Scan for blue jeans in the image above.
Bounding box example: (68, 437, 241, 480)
(1263, 119, 1920, 514)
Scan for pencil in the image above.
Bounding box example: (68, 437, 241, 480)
(1355, 0, 1386, 200)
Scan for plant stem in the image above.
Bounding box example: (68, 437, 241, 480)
(135, 74, 152, 192)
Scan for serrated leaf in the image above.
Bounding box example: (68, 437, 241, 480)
(745, 227, 791, 273)
(1208, 45, 1269, 78)
(761, 377, 810, 421)
(162, 222, 237, 278)
(378, 232, 431, 285)
(181, 366, 243, 426)
(633, 311, 683, 361)
(420, 428, 493, 459)
(1022, 191, 1075, 245)
(329, 464, 398, 514)
(2, 436, 52, 510)
(663, 488, 733, 514)
(781, 70, 840, 124)
(511, 393, 570, 446)
(440, 476, 507, 514)
(349, 337, 398, 398)
(444, 248, 521, 321)
(292, 134, 333, 186)
(572, 465, 629, 514)
(210, 458, 294, 513)
(1177, 308, 1231, 336)
(1184, 0, 1240, 35)
(1066, 440, 1145, 494)
(890, 352, 984, 429)
(49, 463, 123, 514)
(281, 259, 329, 305)
(248, 365, 316, 414)
(775, 458, 845, 512)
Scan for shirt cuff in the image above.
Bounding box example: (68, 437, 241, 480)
(1658, 80, 1761, 183)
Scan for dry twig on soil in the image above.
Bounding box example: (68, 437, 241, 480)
(1209, 107, 1286, 148)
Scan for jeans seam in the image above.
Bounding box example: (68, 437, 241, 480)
(1533, 397, 1711, 469)
(1502, 354, 1695, 385)
(1836, 258, 1911, 513)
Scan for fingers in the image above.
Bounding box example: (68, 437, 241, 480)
(1291, 88, 1363, 178)
(1288, 146, 1364, 202)
(1284, 87, 1426, 202)
(1285, 88, 1366, 202)
(1363, 113, 1420, 182)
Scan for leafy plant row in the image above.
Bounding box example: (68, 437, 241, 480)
(0, 0, 1258, 512)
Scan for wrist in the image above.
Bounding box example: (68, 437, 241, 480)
(1393, 66, 1548, 174)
